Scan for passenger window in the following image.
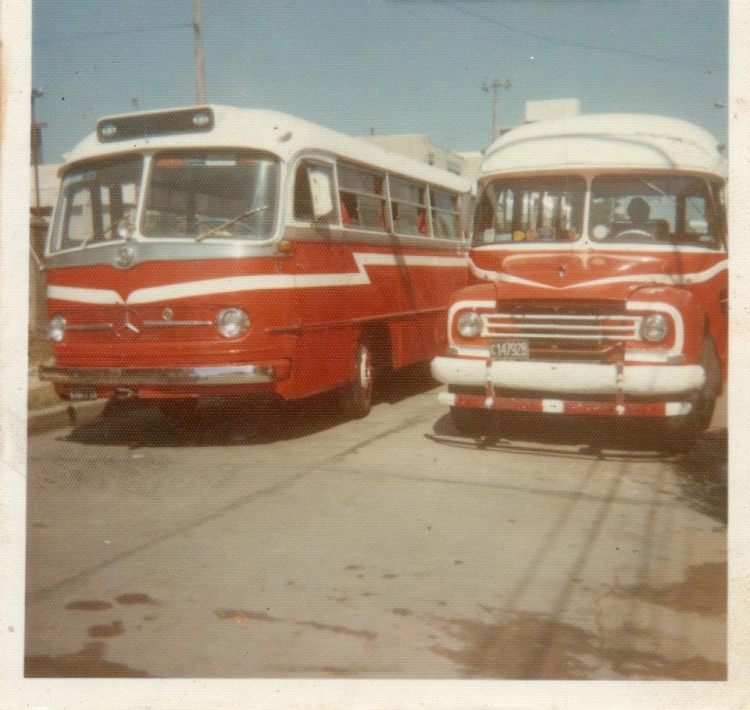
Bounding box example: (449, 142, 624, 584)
(430, 188, 461, 239)
(293, 161, 336, 224)
(338, 163, 387, 231)
(390, 177, 428, 236)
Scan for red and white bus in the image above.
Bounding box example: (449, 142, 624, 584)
(40, 106, 472, 419)
(431, 114, 727, 448)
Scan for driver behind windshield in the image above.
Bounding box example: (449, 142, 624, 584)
(627, 196, 650, 227)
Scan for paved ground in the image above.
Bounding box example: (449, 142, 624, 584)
(24, 368, 727, 680)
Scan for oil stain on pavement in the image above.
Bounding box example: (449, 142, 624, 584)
(25, 642, 150, 677)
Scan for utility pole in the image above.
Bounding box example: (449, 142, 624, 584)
(482, 78, 512, 142)
(193, 0, 207, 104)
(31, 88, 45, 210)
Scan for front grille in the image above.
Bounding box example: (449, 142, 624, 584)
(58, 306, 216, 343)
(482, 306, 641, 360)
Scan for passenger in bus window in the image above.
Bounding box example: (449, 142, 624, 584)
(340, 193, 357, 226)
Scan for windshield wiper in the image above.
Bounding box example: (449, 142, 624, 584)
(639, 179, 668, 198)
(78, 217, 132, 249)
(194, 205, 270, 242)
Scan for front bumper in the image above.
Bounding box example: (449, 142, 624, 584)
(431, 356, 705, 397)
(39, 362, 283, 389)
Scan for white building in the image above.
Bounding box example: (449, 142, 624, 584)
(360, 133, 474, 178)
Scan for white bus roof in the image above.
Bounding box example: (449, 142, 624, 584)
(62, 105, 472, 193)
(479, 113, 726, 178)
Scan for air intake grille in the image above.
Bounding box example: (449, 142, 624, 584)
(482, 307, 642, 359)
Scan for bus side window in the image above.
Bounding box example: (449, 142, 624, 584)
(390, 177, 427, 237)
(430, 188, 461, 239)
(293, 161, 337, 224)
(338, 162, 387, 232)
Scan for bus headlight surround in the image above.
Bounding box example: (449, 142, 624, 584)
(640, 313, 669, 343)
(457, 311, 483, 339)
(216, 308, 250, 338)
(48, 314, 67, 342)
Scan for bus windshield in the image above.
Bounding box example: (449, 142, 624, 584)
(589, 175, 724, 248)
(472, 176, 586, 246)
(142, 151, 280, 240)
(50, 156, 143, 253)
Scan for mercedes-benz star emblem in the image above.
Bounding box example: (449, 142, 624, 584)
(115, 244, 136, 269)
(115, 308, 141, 339)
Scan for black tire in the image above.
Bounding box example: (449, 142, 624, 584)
(158, 398, 198, 422)
(450, 406, 490, 436)
(660, 415, 698, 454)
(660, 333, 721, 453)
(338, 340, 374, 419)
(693, 334, 722, 430)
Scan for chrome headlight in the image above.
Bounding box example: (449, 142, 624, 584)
(48, 314, 67, 342)
(457, 311, 483, 339)
(640, 313, 669, 343)
(216, 308, 249, 338)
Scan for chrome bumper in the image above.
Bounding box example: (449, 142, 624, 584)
(39, 363, 277, 388)
(431, 356, 705, 397)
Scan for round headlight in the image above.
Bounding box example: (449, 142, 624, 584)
(457, 311, 483, 339)
(640, 313, 669, 343)
(48, 314, 67, 342)
(216, 308, 249, 338)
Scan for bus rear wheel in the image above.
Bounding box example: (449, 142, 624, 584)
(338, 340, 374, 419)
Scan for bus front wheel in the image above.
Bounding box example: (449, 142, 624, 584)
(450, 406, 490, 436)
(338, 340, 374, 419)
(693, 333, 722, 430)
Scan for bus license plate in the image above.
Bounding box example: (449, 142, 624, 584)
(490, 339, 529, 360)
(69, 389, 98, 401)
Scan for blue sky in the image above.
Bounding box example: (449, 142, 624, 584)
(32, 0, 728, 165)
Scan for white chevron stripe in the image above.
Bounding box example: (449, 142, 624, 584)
(48, 252, 469, 305)
(46, 285, 124, 305)
(127, 274, 296, 304)
(470, 257, 727, 290)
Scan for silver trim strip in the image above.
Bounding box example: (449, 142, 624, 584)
(45, 240, 281, 269)
(141, 320, 213, 327)
(66, 323, 115, 331)
(39, 363, 277, 387)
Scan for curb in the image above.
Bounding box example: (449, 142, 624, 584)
(28, 399, 107, 436)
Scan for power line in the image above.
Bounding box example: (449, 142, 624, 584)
(35, 1, 237, 45)
(433, 0, 726, 68)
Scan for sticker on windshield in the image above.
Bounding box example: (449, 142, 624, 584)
(537, 227, 555, 241)
(187, 157, 237, 167)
